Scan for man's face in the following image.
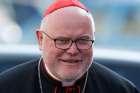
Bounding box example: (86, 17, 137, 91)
(37, 7, 95, 82)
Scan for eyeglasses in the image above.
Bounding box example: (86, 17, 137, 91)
(41, 31, 94, 50)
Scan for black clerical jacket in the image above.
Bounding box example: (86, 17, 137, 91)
(0, 58, 139, 93)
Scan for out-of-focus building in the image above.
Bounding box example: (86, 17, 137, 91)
(0, 0, 140, 51)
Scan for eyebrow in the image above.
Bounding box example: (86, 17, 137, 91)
(77, 36, 91, 40)
(54, 35, 92, 40)
(54, 36, 71, 40)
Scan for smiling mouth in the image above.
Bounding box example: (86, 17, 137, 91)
(60, 59, 82, 63)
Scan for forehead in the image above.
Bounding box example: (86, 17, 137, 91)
(40, 7, 95, 37)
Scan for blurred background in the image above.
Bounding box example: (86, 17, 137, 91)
(0, 0, 140, 51)
(1, 0, 140, 89)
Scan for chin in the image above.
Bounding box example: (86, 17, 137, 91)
(59, 71, 83, 81)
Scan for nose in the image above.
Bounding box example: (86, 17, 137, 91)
(66, 43, 80, 55)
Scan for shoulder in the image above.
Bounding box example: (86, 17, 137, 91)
(0, 58, 39, 86)
(88, 62, 140, 93)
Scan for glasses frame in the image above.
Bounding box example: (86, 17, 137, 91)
(38, 31, 94, 50)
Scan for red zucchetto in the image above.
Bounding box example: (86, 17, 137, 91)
(44, 0, 89, 17)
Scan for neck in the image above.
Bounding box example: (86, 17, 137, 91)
(44, 63, 76, 86)
(44, 63, 60, 81)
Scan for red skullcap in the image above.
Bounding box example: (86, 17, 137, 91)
(44, 0, 89, 17)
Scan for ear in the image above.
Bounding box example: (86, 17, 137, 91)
(36, 31, 43, 50)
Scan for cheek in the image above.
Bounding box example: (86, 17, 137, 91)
(82, 49, 93, 63)
(84, 49, 93, 57)
(42, 42, 63, 63)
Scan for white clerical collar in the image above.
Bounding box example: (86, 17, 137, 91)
(62, 81, 75, 86)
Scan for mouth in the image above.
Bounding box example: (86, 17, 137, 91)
(59, 59, 82, 64)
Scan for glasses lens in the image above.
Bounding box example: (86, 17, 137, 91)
(55, 39, 71, 49)
(76, 40, 93, 49)
(55, 39, 93, 50)
(41, 31, 94, 50)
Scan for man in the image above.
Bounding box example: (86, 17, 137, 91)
(0, 0, 139, 93)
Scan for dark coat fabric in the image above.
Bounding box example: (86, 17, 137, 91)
(0, 58, 139, 93)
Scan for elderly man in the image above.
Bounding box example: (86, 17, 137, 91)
(0, 0, 139, 93)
